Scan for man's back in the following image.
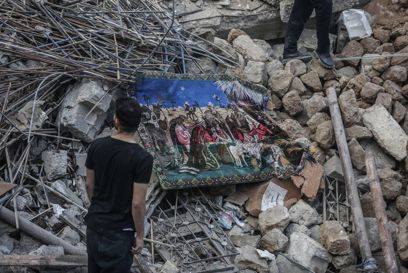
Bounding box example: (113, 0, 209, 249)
(85, 136, 153, 231)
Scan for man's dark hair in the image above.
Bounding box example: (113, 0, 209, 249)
(114, 97, 142, 133)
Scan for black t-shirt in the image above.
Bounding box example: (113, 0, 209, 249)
(85, 136, 153, 231)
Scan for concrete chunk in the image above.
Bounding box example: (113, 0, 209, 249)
(320, 221, 350, 255)
(42, 150, 68, 181)
(276, 254, 308, 273)
(235, 245, 269, 273)
(232, 35, 268, 62)
(287, 232, 332, 273)
(59, 80, 112, 142)
(29, 245, 64, 257)
(258, 206, 290, 234)
(289, 200, 320, 227)
(363, 105, 408, 160)
(324, 155, 344, 180)
(75, 153, 87, 176)
(229, 226, 260, 248)
(259, 228, 289, 252)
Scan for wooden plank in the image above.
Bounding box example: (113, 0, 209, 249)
(0, 255, 87, 267)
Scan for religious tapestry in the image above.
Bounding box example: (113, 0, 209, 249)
(134, 73, 313, 190)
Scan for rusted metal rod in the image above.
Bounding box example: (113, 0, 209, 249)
(326, 87, 377, 270)
(366, 151, 399, 273)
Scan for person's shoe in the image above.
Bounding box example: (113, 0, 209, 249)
(314, 51, 335, 69)
(282, 51, 312, 64)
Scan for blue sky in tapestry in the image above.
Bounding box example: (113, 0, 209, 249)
(134, 77, 229, 107)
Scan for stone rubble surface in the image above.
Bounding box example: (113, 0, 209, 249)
(3, 1, 408, 273)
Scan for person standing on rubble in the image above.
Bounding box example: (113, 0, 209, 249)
(282, 0, 335, 69)
(84, 97, 153, 273)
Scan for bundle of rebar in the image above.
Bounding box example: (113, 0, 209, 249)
(0, 2, 235, 256)
(0, 0, 235, 118)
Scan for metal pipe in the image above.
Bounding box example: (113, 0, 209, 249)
(0, 206, 85, 255)
(366, 151, 399, 273)
(326, 87, 377, 271)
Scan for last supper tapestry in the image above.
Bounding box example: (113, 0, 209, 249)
(133, 73, 313, 190)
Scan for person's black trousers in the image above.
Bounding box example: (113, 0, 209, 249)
(86, 227, 134, 273)
(284, 0, 333, 55)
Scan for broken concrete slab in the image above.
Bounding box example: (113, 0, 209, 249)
(59, 226, 81, 246)
(332, 249, 357, 270)
(42, 150, 68, 181)
(160, 261, 179, 273)
(51, 180, 83, 206)
(75, 153, 87, 177)
(259, 228, 289, 252)
(378, 168, 403, 200)
(302, 93, 328, 118)
(232, 35, 269, 62)
(268, 69, 294, 98)
(300, 71, 322, 92)
(11, 100, 47, 131)
(0, 234, 15, 254)
(339, 89, 361, 127)
(309, 225, 321, 243)
(289, 200, 320, 227)
(348, 138, 366, 171)
(229, 226, 260, 248)
(287, 232, 332, 273)
(225, 191, 249, 207)
(324, 155, 344, 180)
(365, 217, 382, 252)
(58, 80, 112, 143)
(360, 140, 396, 169)
(284, 223, 310, 237)
(258, 205, 290, 234)
(275, 253, 308, 273)
(285, 59, 307, 77)
(320, 221, 350, 255)
(345, 126, 373, 141)
(307, 112, 331, 132)
(234, 245, 269, 273)
(340, 40, 364, 67)
(314, 120, 335, 150)
(244, 61, 267, 85)
(282, 90, 303, 116)
(29, 245, 64, 257)
(363, 105, 408, 160)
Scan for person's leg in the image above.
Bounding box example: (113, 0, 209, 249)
(311, 0, 332, 53)
(97, 230, 134, 273)
(86, 228, 101, 273)
(283, 0, 314, 58)
(311, 0, 334, 68)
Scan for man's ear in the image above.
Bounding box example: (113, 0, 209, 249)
(113, 114, 120, 130)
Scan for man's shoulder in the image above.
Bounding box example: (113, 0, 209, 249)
(133, 145, 153, 161)
(91, 136, 111, 146)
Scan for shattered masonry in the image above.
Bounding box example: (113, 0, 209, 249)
(1, 0, 408, 273)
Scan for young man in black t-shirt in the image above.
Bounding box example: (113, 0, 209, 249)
(85, 97, 153, 273)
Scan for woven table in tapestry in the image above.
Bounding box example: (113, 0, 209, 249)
(133, 72, 313, 190)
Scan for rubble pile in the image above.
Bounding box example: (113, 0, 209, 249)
(176, 2, 408, 273)
(0, 0, 235, 272)
(1, 0, 408, 273)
